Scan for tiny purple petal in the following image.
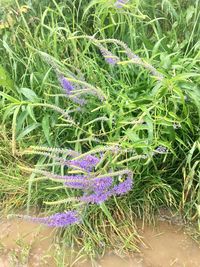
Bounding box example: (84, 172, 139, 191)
(105, 57, 118, 65)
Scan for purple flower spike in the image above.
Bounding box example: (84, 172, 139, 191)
(79, 175, 132, 204)
(79, 191, 111, 204)
(64, 175, 87, 189)
(112, 176, 133, 195)
(92, 177, 113, 193)
(22, 211, 80, 227)
(105, 57, 119, 65)
(69, 155, 100, 172)
(100, 47, 120, 65)
(64, 175, 113, 193)
(71, 96, 87, 106)
(58, 75, 87, 105)
(114, 0, 129, 8)
(59, 76, 74, 94)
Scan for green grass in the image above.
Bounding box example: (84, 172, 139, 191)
(0, 0, 200, 260)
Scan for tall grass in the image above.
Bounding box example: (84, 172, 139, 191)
(0, 0, 200, 256)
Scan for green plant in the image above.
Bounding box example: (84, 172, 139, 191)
(0, 0, 199, 258)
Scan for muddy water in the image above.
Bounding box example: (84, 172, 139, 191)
(0, 219, 56, 267)
(0, 219, 200, 267)
(137, 221, 200, 267)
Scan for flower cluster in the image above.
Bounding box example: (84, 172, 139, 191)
(29, 163, 133, 205)
(59, 76, 74, 93)
(112, 175, 132, 195)
(41, 52, 105, 106)
(99, 46, 120, 65)
(67, 154, 100, 172)
(20, 211, 79, 227)
(79, 173, 133, 204)
(58, 75, 87, 106)
(64, 176, 113, 191)
(92, 41, 120, 66)
(58, 74, 106, 105)
(17, 147, 133, 228)
(91, 37, 164, 80)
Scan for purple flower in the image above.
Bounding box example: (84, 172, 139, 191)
(64, 176, 113, 193)
(92, 176, 113, 193)
(100, 47, 120, 65)
(58, 74, 105, 105)
(58, 75, 87, 106)
(114, 0, 129, 8)
(113, 40, 140, 60)
(34, 170, 87, 181)
(112, 176, 133, 195)
(64, 175, 88, 189)
(95, 38, 164, 80)
(59, 76, 74, 94)
(79, 191, 111, 204)
(21, 211, 80, 227)
(64, 176, 114, 204)
(79, 175, 133, 204)
(70, 96, 87, 106)
(68, 155, 100, 172)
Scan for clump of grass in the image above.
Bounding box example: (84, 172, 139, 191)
(0, 129, 29, 213)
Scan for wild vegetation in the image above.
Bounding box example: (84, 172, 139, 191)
(0, 0, 200, 259)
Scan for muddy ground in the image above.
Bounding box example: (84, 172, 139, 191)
(0, 217, 200, 267)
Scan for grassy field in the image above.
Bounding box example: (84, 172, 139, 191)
(0, 0, 200, 260)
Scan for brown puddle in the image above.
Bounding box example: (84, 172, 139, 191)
(0, 219, 56, 267)
(137, 221, 200, 267)
(0, 219, 200, 267)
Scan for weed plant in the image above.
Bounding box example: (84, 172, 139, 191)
(0, 0, 200, 257)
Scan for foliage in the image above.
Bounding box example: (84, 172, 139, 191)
(0, 0, 200, 256)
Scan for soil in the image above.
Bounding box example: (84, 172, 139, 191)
(0, 218, 200, 267)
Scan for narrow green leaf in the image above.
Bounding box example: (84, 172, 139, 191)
(42, 114, 51, 145)
(16, 123, 40, 140)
